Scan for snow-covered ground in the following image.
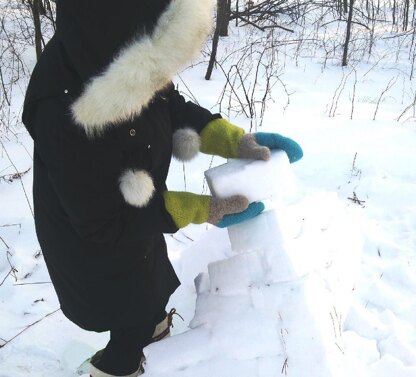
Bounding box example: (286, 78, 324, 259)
(1, 21, 416, 377)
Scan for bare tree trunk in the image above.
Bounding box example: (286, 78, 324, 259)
(218, 0, 231, 36)
(29, 0, 43, 60)
(206, 0, 233, 80)
(342, 0, 355, 66)
(343, 0, 348, 14)
(43, 0, 57, 30)
(206, 4, 222, 80)
(403, 0, 410, 31)
(413, 0, 416, 28)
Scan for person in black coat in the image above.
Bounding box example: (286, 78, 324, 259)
(22, 0, 303, 376)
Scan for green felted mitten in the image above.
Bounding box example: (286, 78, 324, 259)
(200, 119, 303, 163)
(163, 191, 264, 229)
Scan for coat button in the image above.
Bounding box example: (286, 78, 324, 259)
(129, 129, 136, 137)
(147, 144, 151, 149)
(64, 89, 69, 94)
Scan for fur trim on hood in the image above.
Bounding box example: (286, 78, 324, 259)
(71, 0, 215, 137)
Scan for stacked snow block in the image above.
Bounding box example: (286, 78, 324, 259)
(144, 151, 358, 377)
(204, 151, 297, 204)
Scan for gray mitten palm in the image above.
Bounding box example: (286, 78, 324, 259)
(238, 134, 271, 161)
(208, 195, 249, 224)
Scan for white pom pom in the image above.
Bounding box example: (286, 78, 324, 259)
(119, 169, 155, 207)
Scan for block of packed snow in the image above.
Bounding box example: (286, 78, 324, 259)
(194, 272, 210, 295)
(207, 251, 266, 295)
(227, 209, 285, 254)
(204, 150, 296, 204)
(204, 151, 301, 283)
(227, 209, 299, 282)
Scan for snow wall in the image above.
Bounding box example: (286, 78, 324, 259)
(143, 151, 363, 377)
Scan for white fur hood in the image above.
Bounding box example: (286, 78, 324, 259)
(71, 0, 215, 138)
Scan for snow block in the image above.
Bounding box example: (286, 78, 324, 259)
(209, 210, 301, 287)
(208, 251, 266, 295)
(228, 209, 299, 283)
(205, 152, 301, 284)
(204, 150, 297, 204)
(227, 209, 286, 253)
(194, 272, 210, 295)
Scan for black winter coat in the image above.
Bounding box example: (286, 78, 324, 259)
(22, 0, 217, 331)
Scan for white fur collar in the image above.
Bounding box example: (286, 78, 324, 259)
(71, 0, 215, 138)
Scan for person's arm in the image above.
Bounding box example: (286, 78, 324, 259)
(168, 85, 222, 135)
(167, 86, 303, 164)
(165, 84, 222, 162)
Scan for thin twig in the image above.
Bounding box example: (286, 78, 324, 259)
(0, 309, 60, 349)
(176, 75, 200, 105)
(0, 234, 10, 249)
(0, 167, 31, 183)
(0, 268, 13, 287)
(0, 223, 21, 229)
(169, 234, 186, 245)
(13, 281, 52, 286)
(179, 231, 194, 242)
(0, 140, 34, 217)
(373, 76, 398, 120)
(348, 192, 366, 206)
